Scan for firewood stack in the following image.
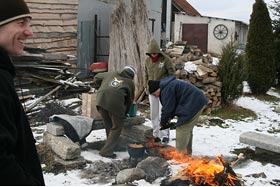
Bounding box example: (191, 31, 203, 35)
(165, 42, 222, 114)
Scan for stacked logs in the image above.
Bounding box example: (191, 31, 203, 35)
(166, 44, 222, 114)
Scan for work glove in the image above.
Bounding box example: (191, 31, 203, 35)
(160, 122, 176, 130)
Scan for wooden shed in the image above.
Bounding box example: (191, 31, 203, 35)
(25, 0, 78, 56)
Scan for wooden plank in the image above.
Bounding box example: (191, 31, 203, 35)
(30, 13, 77, 20)
(30, 9, 78, 14)
(26, 40, 77, 50)
(27, 37, 76, 45)
(31, 26, 77, 33)
(31, 20, 77, 27)
(26, 0, 78, 5)
(28, 3, 78, 10)
(32, 32, 76, 38)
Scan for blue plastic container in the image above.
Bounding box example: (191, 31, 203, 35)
(128, 104, 137, 117)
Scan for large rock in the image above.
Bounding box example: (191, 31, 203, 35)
(43, 132, 81, 160)
(116, 168, 146, 184)
(136, 157, 169, 182)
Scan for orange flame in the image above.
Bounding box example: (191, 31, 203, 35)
(159, 147, 240, 186)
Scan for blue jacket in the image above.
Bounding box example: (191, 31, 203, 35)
(159, 75, 208, 127)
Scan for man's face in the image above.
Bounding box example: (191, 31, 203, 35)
(150, 53, 159, 57)
(152, 88, 160, 97)
(0, 17, 33, 56)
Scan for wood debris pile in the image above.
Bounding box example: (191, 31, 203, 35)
(165, 42, 221, 114)
(12, 48, 91, 112)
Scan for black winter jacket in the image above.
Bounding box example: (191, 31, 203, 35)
(0, 48, 45, 185)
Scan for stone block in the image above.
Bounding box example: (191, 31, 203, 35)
(122, 124, 153, 142)
(43, 132, 81, 160)
(46, 122, 65, 136)
(239, 131, 280, 154)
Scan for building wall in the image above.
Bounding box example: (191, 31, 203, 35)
(25, 0, 78, 56)
(77, 0, 162, 65)
(174, 14, 248, 55)
(146, 0, 162, 43)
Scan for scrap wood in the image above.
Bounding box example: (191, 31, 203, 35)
(26, 85, 61, 112)
(26, 72, 81, 112)
(18, 94, 34, 101)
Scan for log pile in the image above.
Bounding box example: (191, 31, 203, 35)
(165, 43, 222, 114)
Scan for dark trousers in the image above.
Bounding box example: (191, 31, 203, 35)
(98, 107, 124, 156)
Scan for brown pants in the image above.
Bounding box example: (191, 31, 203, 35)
(98, 107, 124, 156)
(176, 107, 205, 154)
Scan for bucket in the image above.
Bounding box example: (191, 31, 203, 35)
(128, 103, 137, 117)
(127, 142, 145, 159)
(89, 62, 108, 73)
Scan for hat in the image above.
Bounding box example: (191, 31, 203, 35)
(124, 65, 137, 77)
(124, 65, 137, 74)
(0, 0, 31, 26)
(148, 80, 160, 93)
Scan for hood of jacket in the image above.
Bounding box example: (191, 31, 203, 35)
(0, 48, 15, 77)
(146, 38, 161, 55)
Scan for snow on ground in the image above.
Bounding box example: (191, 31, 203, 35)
(40, 87, 280, 186)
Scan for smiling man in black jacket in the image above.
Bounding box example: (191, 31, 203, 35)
(0, 0, 45, 185)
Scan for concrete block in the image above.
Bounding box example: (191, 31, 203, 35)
(121, 124, 153, 143)
(239, 131, 280, 154)
(92, 116, 146, 130)
(43, 132, 81, 160)
(46, 122, 64, 136)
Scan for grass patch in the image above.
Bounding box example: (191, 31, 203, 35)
(272, 87, 280, 94)
(243, 92, 280, 103)
(210, 104, 257, 120)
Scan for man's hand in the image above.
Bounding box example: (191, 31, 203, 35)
(160, 122, 176, 130)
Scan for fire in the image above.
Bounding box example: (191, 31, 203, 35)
(159, 147, 242, 186)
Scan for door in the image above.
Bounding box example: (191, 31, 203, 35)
(182, 24, 208, 53)
(77, 20, 95, 78)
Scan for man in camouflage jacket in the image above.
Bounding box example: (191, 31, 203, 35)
(93, 66, 136, 158)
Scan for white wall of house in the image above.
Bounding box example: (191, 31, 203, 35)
(174, 14, 248, 54)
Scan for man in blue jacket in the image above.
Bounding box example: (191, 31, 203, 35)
(148, 75, 208, 154)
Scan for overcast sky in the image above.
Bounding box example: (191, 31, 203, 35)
(187, 0, 273, 24)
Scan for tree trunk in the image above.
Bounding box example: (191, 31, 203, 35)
(109, 0, 151, 97)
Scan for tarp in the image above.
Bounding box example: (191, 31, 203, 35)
(49, 114, 94, 146)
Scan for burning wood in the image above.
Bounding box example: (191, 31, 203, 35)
(159, 147, 244, 186)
